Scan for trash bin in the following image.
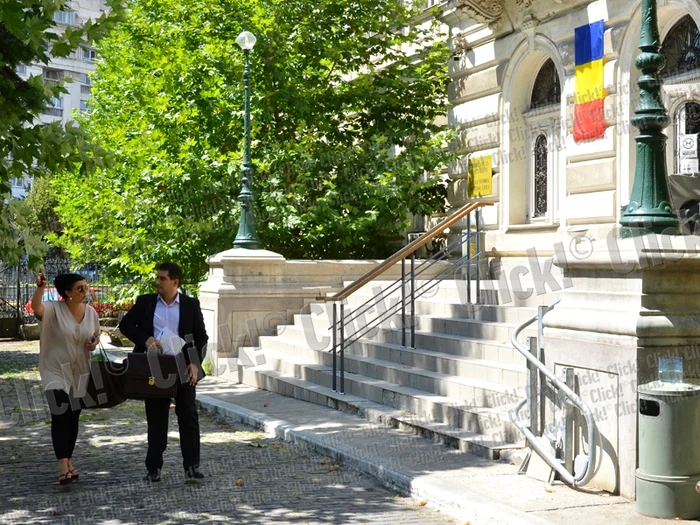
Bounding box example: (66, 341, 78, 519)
(636, 381, 700, 519)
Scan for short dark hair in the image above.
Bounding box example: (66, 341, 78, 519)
(54, 273, 86, 300)
(158, 262, 183, 284)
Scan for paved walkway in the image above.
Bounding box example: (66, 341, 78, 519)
(193, 380, 676, 525)
(0, 340, 456, 525)
(2, 337, 685, 525)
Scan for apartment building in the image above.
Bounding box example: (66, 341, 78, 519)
(11, 0, 106, 198)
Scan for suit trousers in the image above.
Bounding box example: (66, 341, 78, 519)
(144, 382, 200, 472)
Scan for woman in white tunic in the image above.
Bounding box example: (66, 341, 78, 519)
(31, 272, 100, 485)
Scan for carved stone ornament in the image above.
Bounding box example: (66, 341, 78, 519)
(456, 0, 505, 24)
(516, 0, 566, 7)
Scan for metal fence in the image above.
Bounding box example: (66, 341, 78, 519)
(0, 256, 198, 338)
(0, 257, 138, 338)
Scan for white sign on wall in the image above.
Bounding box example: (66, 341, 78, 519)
(680, 158, 699, 174)
(680, 134, 698, 159)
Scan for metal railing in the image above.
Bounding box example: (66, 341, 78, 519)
(509, 303, 597, 487)
(319, 201, 493, 393)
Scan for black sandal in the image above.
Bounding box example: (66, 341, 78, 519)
(69, 469, 79, 481)
(58, 471, 73, 485)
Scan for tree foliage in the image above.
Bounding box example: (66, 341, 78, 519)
(53, 0, 453, 284)
(25, 172, 61, 238)
(0, 0, 123, 267)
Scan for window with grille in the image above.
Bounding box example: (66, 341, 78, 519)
(530, 59, 561, 110)
(523, 59, 561, 223)
(532, 134, 548, 218)
(661, 15, 700, 80)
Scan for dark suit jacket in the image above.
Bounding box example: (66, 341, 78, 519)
(119, 293, 209, 376)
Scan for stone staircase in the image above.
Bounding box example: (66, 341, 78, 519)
(225, 278, 555, 462)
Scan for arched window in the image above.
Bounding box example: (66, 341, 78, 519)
(530, 59, 561, 109)
(661, 15, 700, 80)
(533, 134, 548, 218)
(661, 16, 700, 175)
(524, 59, 561, 223)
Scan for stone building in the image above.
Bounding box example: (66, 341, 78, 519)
(445, 0, 700, 260)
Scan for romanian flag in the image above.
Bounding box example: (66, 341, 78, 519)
(574, 20, 605, 142)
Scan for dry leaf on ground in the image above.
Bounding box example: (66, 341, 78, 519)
(329, 464, 341, 471)
(235, 479, 245, 487)
(545, 488, 555, 493)
(418, 500, 428, 506)
(320, 457, 328, 465)
(263, 402, 270, 407)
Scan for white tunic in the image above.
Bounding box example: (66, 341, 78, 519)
(38, 301, 100, 397)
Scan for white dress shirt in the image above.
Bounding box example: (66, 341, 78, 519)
(153, 292, 180, 340)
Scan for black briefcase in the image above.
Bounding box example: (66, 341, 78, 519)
(80, 345, 128, 409)
(125, 352, 188, 399)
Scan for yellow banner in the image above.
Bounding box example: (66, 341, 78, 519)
(468, 155, 492, 197)
(574, 59, 605, 105)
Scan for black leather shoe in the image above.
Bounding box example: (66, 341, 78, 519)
(144, 470, 161, 482)
(185, 466, 205, 483)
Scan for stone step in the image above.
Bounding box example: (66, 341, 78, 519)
(344, 279, 560, 308)
(280, 322, 528, 366)
(262, 331, 527, 389)
(286, 310, 538, 348)
(239, 363, 526, 459)
(415, 315, 538, 343)
(412, 301, 538, 324)
(252, 341, 523, 411)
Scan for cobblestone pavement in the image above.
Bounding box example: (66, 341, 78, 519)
(0, 341, 460, 525)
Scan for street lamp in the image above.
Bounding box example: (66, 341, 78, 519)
(619, 0, 679, 236)
(233, 30, 261, 249)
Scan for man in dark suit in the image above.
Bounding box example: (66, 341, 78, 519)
(119, 262, 208, 483)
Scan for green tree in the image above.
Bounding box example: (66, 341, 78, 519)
(0, 0, 123, 267)
(53, 0, 453, 284)
(24, 173, 62, 238)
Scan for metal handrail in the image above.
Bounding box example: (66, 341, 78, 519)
(338, 247, 479, 350)
(509, 305, 597, 487)
(339, 224, 481, 329)
(323, 200, 491, 394)
(320, 201, 492, 302)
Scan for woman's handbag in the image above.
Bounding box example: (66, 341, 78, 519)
(80, 343, 128, 409)
(124, 351, 188, 399)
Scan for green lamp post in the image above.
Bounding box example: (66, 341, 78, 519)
(233, 30, 262, 249)
(619, 0, 680, 237)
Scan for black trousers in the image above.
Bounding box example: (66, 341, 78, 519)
(144, 383, 200, 472)
(46, 389, 81, 460)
